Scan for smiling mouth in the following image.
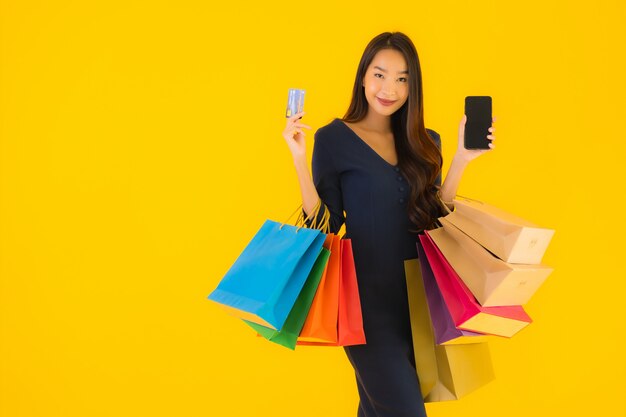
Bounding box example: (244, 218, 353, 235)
(377, 97, 397, 105)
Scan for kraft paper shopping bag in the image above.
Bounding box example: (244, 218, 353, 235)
(404, 258, 495, 402)
(446, 197, 555, 264)
(433, 216, 553, 306)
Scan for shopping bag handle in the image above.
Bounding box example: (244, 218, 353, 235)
(438, 194, 454, 215)
(295, 199, 330, 234)
(438, 193, 486, 215)
(279, 198, 331, 234)
(454, 194, 485, 205)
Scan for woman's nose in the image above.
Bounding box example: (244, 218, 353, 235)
(381, 83, 396, 97)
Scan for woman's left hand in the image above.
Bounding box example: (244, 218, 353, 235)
(454, 115, 497, 163)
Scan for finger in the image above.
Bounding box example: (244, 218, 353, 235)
(288, 126, 302, 135)
(288, 113, 303, 122)
(294, 123, 312, 129)
(291, 114, 307, 125)
(293, 111, 306, 120)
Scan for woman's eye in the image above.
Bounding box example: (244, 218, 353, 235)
(375, 73, 408, 82)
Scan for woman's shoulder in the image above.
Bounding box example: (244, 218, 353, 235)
(425, 127, 439, 139)
(312, 118, 346, 149)
(426, 128, 441, 148)
(315, 117, 342, 135)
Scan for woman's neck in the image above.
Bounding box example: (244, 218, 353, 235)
(358, 110, 392, 134)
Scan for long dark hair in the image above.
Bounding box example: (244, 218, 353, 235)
(340, 31, 445, 234)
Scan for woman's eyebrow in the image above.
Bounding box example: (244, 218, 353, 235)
(374, 65, 409, 75)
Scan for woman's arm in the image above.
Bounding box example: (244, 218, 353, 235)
(282, 112, 344, 233)
(439, 156, 469, 210)
(438, 115, 497, 209)
(283, 112, 326, 227)
(297, 133, 346, 233)
(293, 155, 322, 221)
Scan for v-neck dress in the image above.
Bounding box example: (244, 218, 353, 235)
(303, 117, 441, 417)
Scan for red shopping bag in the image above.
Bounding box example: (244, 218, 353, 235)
(420, 230, 532, 338)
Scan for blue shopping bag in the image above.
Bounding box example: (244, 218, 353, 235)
(245, 246, 331, 350)
(208, 202, 329, 331)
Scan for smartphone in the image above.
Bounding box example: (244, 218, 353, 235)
(286, 88, 306, 118)
(464, 96, 492, 150)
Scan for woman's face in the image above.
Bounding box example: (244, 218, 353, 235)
(362, 49, 410, 116)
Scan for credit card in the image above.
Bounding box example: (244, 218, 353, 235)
(286, 88, 306, 118)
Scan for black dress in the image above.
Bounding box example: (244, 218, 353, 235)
(303, 118, 441, 417)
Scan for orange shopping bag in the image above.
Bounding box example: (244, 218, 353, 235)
(296, 233, 341, 343)
(298, 238, 366, 347)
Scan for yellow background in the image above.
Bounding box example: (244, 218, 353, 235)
(1, 1, 625, 416)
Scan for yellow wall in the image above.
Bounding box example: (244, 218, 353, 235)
(1, 1, 624, 416)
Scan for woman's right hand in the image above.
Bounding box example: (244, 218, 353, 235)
(282, 111, 312, 160)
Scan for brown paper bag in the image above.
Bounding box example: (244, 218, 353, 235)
(446, 197, 555, 264)
(404, 259, 495, 402)
(432, 217, 553, 306)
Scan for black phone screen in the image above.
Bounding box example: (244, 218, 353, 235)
(464, 96, 492, 150)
